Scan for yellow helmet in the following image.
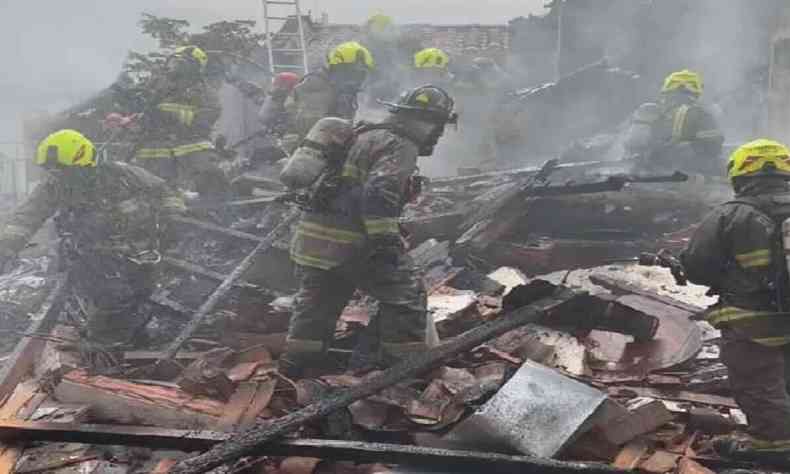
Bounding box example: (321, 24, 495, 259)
(661, 69, 703, 96)
(727, 139, 790, 182)
(174, 45, 209, 70)
(414, 48, 450, 69)
(366, 14, 393, 33)
(327, 41, 375, 70)
(35, 129, 97, 168)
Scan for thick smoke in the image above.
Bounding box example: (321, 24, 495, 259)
(4, 1, 779, 176)
(600, 0, 783, 144)
(0, 0, 540, 150)
(462, 0, 788, 174)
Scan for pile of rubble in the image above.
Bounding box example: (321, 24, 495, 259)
(0, 163, 768, 474)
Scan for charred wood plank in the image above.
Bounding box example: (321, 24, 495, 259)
(428, 160, 611, 189)
(401, 212, 465, 245)
(54, 371, 223, 429)
(231, 174, 285, 191)
(0, 421, 624, 473)
(169, 216, 266, 244)
(228, 195, 284, 209)
(152, 211, 298, 378)
(149, 289, 194, 318)
(0, 276, 66, 401)
(503, 282, 659, 342)
(607, 386, 738, 408)
(169, 218, 296, 294)
(162, 257, 257, 289)
(171, 284, 587, 473)
(123, 351, 205, 363)
(589, 274, 704, 314)
(455, 174, 688, 258)
(220, 332, 288, 356)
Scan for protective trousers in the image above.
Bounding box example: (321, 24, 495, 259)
(70, 254, 158, 345)
(284, 254, 428, 368)
(721, 328, 790, 440)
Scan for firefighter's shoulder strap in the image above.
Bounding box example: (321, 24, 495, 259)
(353, 121, 423, 148)
(296, 121, 403, 163)
(727, 194, 790, 222)
(727, 194, 790, 310)
(726, 194, 790, 259)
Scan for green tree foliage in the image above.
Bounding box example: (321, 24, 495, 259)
(123, 13, 265, 86)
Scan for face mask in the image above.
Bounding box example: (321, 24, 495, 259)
(419, 123, 446, 157)
(330, 64, 367, 90)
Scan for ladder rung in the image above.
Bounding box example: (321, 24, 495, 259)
(271, 48, 305, 52)
(273, 32, 302, 37)
(273, 64, 306, 69)
(266, 16, 291, 21)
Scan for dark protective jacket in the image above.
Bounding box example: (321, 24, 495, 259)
(0, 162, 186, 262)
(258, 88, 294, 136)
(290, 126, 419, 270)
(292, 68, 360, 139)
(132, 79, 222, 161)
(627, 96, 724, 174)
(682, 181, 790, 346)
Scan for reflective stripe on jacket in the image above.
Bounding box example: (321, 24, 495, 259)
(135, 141, 214, 160)
(706, 306, 790, 346)
(682, 187, 790, 346)
(290, 127, 419, 270)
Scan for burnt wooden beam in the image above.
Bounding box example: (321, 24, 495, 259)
(54, 372, 221, 429)
(231, 175, 285, 191)
(171, 284, 587, 473)
(589, 274, 705, 314)
(162, 257, 257, 289)
(169, 216, 266, 244)
(123, 351, 205, 363)
(0, 276, 66, 401)
(151, 212, 299, 378)
(401, 212, 465, 245)
(228, 195, 283, 209)
(149, 289, 195, 318)
(427, 160, 612, 188)
(0, 421, 623, 474)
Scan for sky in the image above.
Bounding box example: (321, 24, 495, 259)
(0, 0, 546, 141)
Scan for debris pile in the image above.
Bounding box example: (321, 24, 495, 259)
(0, 143, 757, 473)
(0, 213, 768, 474)
(4, 1, 789, 472)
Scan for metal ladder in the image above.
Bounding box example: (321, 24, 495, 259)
(261, 0, 310, 77)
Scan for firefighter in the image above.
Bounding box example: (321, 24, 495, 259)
(462, 56, 518, 169)
(290, 41, 375, 144)
(360, 14, 402, 102)
(681, 139, 790, 458)
(114, 45, 229, 198)
(280, 85, 459, 378)
(410, 48, 451, 88)
(252, 72, 301, 167)
(625, 69, 724, 175)
(0, 130, 186, 348)
(259, 72, 301, 133)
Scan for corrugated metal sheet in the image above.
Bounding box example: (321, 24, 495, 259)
(443, 360, 607, 458)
